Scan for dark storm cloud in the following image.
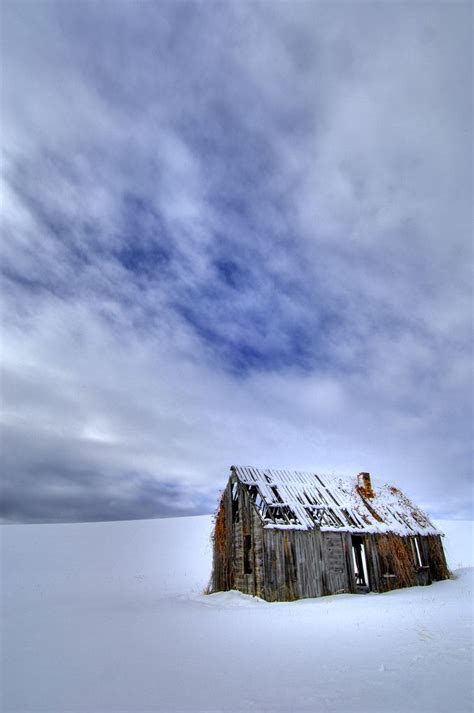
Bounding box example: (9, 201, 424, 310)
(1, 1, 472, 522)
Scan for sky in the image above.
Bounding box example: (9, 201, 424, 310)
(1, 1, 472, 523)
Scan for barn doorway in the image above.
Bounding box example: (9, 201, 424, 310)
(351, 535, 370, 592)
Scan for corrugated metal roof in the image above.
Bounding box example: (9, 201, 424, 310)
(231, 466, 442, 536)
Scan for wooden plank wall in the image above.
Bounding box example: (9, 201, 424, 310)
(262, 529, 354, 601)
(262, 528, 322, 601)
(260, 531, 449, 600)
(321, 532, 352, 595)
(363, 534, 383, 591)
(232, 484, 265, 597)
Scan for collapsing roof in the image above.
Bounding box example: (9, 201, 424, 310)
(231, 466, 442, 537)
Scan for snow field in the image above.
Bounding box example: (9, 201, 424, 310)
(1, 516, 472, 712)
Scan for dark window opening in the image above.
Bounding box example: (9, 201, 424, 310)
(411, 536, 425, 567)
(244, 534, 252, 574)
(351, 535, 369, 588)
(231, 483, 239, 523)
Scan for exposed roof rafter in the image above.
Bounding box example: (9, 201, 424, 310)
(231, 466, 441, 536)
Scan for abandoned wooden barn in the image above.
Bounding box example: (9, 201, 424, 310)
(210, 466, 449, 601)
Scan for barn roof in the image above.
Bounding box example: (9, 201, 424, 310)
(230, 466, 442, 537)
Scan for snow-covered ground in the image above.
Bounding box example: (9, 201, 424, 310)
(1, 516, 472, 712)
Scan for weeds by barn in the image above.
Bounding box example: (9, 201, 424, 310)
(210, 466, 449, 601)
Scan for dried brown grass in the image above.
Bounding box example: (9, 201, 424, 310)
(377, 535, 418, 589)
(425, 535, 450, 580)
(213, 498, 227, 557)
(207, 494, 232, 593)
(377, 534, 450, 590)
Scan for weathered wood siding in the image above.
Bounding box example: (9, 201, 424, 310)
(364, 534, 382, 591)
(210, 477, 265, 597)
(262, 530, 354, 601)
(232, 485, 265, 597)
(263, 528, 320, 601)
(321, 532, 352, 594)
(259, 531, 449, 600)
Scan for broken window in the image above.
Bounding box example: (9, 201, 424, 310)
(351, 535, 369, 588)
(410, 536, 425, 567)
(231, 482, 239, 523)
(243, 534, 252, 574)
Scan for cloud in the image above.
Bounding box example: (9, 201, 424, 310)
(1, 1, 472, 523)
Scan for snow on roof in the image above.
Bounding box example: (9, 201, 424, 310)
(231, 466, 442, 536)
